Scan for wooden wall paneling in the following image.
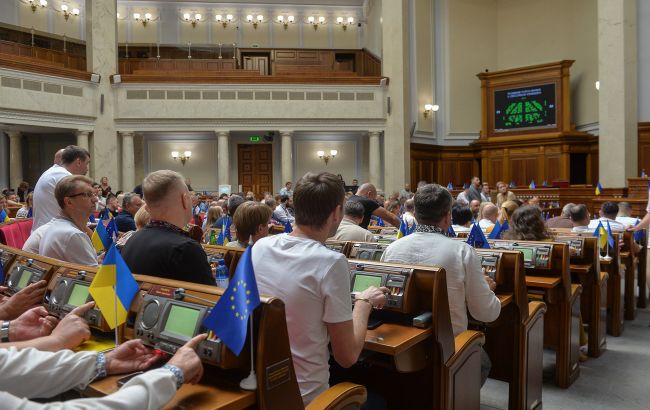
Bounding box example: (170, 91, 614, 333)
(639, 123, 650, 175)
(490, 158, 503, 184)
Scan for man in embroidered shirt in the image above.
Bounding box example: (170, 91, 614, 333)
(381, 183, 501, 385)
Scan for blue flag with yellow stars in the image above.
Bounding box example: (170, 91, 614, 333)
(447, 225, 456, 238)
(466, 223, 490, 249)
(203, 246, 260, 355)
(284, 220, 293, 233)
(634, 219, 644, 242)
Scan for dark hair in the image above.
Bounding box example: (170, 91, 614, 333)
(294, 172, 345, 228)
(92, 182, 100, 188)
(279, 195, 290, 204)
(60, 145, 90, 165)
(227, 195, 246, 217)
(504, 205, 552, 241)
(344, 200, 365, 218)
(570, 204, 589, 222)
(414, 184, 452, 224)
(452, 204, 473, 226)
(600, 201, 619, 219)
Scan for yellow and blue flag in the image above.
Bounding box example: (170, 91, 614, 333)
(467, 223, 490, 249)
(203, 246, 260, 355)
(89, 244, 139, 329)
(595, 182, 603, 196)
(447, 181, 454, 190)
(92, 217, 118, 253)
(376, 217, 385, 227)
(396, 218, 410, 239)
(284, 220, 293, 233)
(0, 209, 9, 223)
(593, 221, 608, 249)
(217, 219, 231, 246)
(529, 180, 536, 189)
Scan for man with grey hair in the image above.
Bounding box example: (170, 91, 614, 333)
(331, 200, 375, 242)
(115, 192, 144, 232)
(546, 203, 575, 229)
(347, 183, 400, 229)
(121, 170, 214, 285)
(381, 184, 500, 386)
(616, 201, 638, 227)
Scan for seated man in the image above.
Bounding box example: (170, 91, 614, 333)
(272, 195, 296, 225)
(570, 204, 592, 232)
(115, 192, 144, 232)
(402, 198, 417, 226)
(0, 301, 207, 409)
(451, 203, 473, 233)
(469, 200, 481, 221)
(331, 200, 375, 242)
(347, 183, 400, 229)
(38, 175, 99, 267)
(252, 172, 386, 405)
(478, 202, 498, 230)
(587, 201, 627, 231)
(121, 170, 214, 285)
(546, 203, 576, 229)
(616, 201, 638, 228)
(381, 184, 500, 386)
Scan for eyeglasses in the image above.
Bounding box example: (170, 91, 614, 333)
(68, 191, 97, 199)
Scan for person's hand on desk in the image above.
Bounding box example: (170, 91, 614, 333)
(105, 339, 158, 375)
(9, 306, 58, 341)
(49, 301, 93, 349)
(355, 286, 389, 309)
(484, 275, 497, 292)
(166, 333, 207, 385)
(0, 280, 48, 320)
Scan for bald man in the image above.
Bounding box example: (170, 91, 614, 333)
(53, 148, 65, 165)
(347, 183, 401, 229)
(478, 203, 498, 229)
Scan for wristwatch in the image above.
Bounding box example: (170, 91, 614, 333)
(0, 321, 10, 342)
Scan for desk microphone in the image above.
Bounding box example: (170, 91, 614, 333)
(173, 288, 215, 305)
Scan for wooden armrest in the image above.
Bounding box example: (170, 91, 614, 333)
(526, 275, 561, 288)
(599, 258, 612, 265)
(598, 271, 609, 284)
(527, 301, 547, 319)
(620, 251, 631, 259)
(453, 330, 484, 357)
(497, 292, 513, 307)
(570, 283, 582, 302)
(306, 382, 367, 410)
(570, 264, 592, 274)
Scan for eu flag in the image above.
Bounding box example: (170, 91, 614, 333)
(203, 246, 260, 355)
(89, 244, 139, 329)
(606, 221, 615, 248)
(488, 220, 502, 239)
(467, 223, 490, 249)
(447, 181, 453, 190)
(446, 225, 456, 238)
(284, 220, 293, 233)
(376, 217, 385, 227)
(634, 219, 645, 242)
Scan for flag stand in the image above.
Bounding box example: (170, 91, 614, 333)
(602, 243, 612, 261)
(239, 316, 257, 391)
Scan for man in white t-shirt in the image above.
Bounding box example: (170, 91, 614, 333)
(616, 202, 638, 228)
(570, 204, 593, 233)
(402, 198, 417, 226)
(381, 184, 501, 386)
(32, 145, 91, 232)
(478, 203, 498, 230)
(587, 201, 627, 231)
(39, 175, 99, 267)
(252, 172, 386, 405)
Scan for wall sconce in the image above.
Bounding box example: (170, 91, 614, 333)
(595, 80, 600, 91)
(336, 16, 354, 30)
(171, 150, 192, 166)
(134, 12, 152, 27)
(246, 14, 264, 29)
(317, 149, 337, 165)
(216, 14, 233, 28)
(184, 13, 201, 28)
(423, 104, 439, 118)
(308, 16, 325, 30)
(60, 4, 80, 20)
(28, 0, 47, 13)
(276, 15, 295, 30)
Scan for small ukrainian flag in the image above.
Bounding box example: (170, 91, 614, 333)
(529, 180, 536, 189)
(595, 182, 603, 196)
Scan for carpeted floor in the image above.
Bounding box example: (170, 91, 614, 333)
(481, 299, 650, 409)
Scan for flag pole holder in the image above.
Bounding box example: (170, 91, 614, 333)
(239, 316, 257, 391)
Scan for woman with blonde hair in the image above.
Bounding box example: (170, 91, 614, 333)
(497, 200, 519, 225)
(202, 206, 223, 242)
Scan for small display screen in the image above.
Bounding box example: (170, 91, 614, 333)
(353, 274, 382, 292)
(17, 269, 31, 289)
(514, 247, 534, 263)
(68, 283, 90, 307)
(163, 305, 200, 338)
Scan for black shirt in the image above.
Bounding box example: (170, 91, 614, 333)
(348, 195, 380, 229)
(121, 224, 215, 286)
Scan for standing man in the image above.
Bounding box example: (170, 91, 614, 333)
(480, 182, 492, 203)
(279, 181, 294, 197)
(115, 193, 144, 232)
(38, 175, 99, 266)
(252, 172, 386, 405)
(347, 183, 400, 229)
(32, 145, 90, 232)
(467, 176, 483, 203)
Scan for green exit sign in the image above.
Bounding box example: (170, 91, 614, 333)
(249, 136, 261, 143)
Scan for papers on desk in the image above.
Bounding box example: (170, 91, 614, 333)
(74, 335, 116, 353)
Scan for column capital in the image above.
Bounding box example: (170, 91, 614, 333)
(367, 130, 382, 137)
(76, 130, 92, 137)
(5, 130, 22, 139)
(279, 130, 294, 137)
(119, 131, 135, 138)
(215, 131, 230, 138)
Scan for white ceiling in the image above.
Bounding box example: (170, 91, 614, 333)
(121, 0, 365, 5)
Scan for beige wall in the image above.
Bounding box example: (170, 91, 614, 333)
(496, 0, 598, 127)
(414, 0, 434, 134)
(364, 0, 382, 58)
(294, 140, 359, 184)
(147, 139, 218, 191)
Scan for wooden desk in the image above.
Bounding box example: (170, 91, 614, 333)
(83, 368, 256, 410)
(365, 323, 431, 356)
(497, 292, 513, 307)
(526, 276, 561, 289)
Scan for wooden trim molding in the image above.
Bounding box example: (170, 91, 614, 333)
(0, 52, 91, 82)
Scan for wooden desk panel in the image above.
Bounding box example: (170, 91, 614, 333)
(526, 276, 561, 289)
(364, 323, 431, 356)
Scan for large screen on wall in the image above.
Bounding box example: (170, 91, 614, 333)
(494, 83, 556, 132)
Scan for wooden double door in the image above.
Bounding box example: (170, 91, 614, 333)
(238, 144, 273, 197)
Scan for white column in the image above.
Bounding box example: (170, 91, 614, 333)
(368, 131, 381, 187)
(7, 131, 22, 189)
(75, 130, 90, 151)
(280, 131, 294, 185)
(598, 0, 637, 187)
(216, 131, 230, 186)
(121, 131, 135, 191)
